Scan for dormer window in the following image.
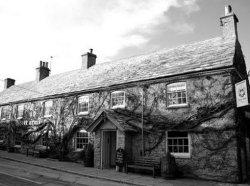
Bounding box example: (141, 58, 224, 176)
(44, 100, 53, 117)
(111, 91, 125, 109)
(17, 104, 24, 119)
(167, 82, 188, 107)
(78, 96, 89, 115)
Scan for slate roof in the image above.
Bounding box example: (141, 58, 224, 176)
(0, 37, 236, 105)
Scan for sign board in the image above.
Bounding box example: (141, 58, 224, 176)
(235, 80, 249, 107)
(115, 148, 124, 166)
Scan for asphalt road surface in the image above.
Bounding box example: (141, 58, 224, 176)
(0, 158, 129, 186)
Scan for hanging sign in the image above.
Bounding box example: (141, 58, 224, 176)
(235, 80, 249, 107)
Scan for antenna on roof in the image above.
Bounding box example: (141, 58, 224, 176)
(50, 56, 53, 72)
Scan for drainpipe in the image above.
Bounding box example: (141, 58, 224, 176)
(141, 87, 144, 156)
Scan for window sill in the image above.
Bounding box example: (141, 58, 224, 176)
(74, 148, 84, 152)
(78, 112, 89, 116)
(167, 103, 189, 109)
(44, 115, 52, 118)
(171, 153, 191, 159)
(111, 105, 125, 109)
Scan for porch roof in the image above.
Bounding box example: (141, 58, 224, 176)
(86, 110, 141, 132)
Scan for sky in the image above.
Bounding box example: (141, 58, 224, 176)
(0, 0, 249, 90)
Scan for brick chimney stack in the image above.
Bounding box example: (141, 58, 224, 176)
(36, 61, 50, 82)
(4, 78, 15, 89)
(81, 49, 97, 69)
(220, 5, 239, 39)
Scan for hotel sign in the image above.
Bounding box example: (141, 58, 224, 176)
(235, 80, 249, 108)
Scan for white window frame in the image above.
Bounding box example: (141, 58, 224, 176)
(1, 106, 11, 120)
(17, 104, 24, 119)
(78, 95, 89, 115)
(166, 131, 191, 158)
(167, 82, 188, 107)
(111, 91, 126, 109)
(75, 129, 91, 151)
(44, 100, 53, 117)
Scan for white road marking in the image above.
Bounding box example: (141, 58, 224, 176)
(0, 171, 43, 185)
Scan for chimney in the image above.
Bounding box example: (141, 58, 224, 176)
(81, 49, 97, 69)
(220, 5, 239, 39)
(36, 61, 50, 82)
(4, 78, 15, 89)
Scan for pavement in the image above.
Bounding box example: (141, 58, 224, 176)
(0, 150, 249, 186)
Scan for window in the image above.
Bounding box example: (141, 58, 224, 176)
(1, 106, 11, 120)
(75, 130, 90, 150)
(111, 91, 125, 108)
(17, 104, 24, 119)
(167, 82, 187, 107)
(78, 96, 89, 115)
(167, 131, 190, 158)
(14, 132, 22, 146)
(44, 101, 53, 117)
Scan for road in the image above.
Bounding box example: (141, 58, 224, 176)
(0, 158, 129, 186)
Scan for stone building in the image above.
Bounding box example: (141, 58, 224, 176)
(0, 6, 249, 183)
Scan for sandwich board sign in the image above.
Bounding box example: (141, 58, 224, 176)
(235, 80, 249, 108)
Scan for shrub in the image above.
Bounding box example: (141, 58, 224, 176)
(84, 143, 94, 167)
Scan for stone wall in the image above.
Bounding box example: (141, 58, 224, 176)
(0, 70, 240, 182)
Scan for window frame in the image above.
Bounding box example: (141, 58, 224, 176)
(74, 129, 91, 151)
(111, 91, 126, 109)
(166, 82, 188, 108)
(1, 106, 11, 120)
(78, 95, 90, 115)
(17, 104, 24, 119)
(166, 131, 191, 158)
(44, 100, 53, 118)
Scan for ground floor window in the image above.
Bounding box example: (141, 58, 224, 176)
(166, 131, 191, 158)
(14, 132, 22, 146)
(75, 130, 91, 150)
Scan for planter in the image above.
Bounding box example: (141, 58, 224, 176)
(161, 152, 178, 179)
(84, 143, 94, 167)
(7, 146, 15, 153)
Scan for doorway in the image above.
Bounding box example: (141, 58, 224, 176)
(102, 130, 117, 169)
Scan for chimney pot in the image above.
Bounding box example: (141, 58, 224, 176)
(36, 61, 50, 82)
(220, 5, 238, 39)
(225, 5, 232, 16)
(4, 78, 15, 89)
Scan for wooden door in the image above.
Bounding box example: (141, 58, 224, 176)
(102, 131, 117, 169)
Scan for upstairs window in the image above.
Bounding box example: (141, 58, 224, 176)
(78, 96, 89, 115)
(111, 91, 125, 109)
(167, 131, 191, 158)
(44, 101, 53, 117)
(1, 106, 11, 120)
(75, 129, 90, 150)
(167, 82, 187, 107)
(17, 104, 24, 119)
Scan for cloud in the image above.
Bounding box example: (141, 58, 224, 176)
(0, 0, 199, 86)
